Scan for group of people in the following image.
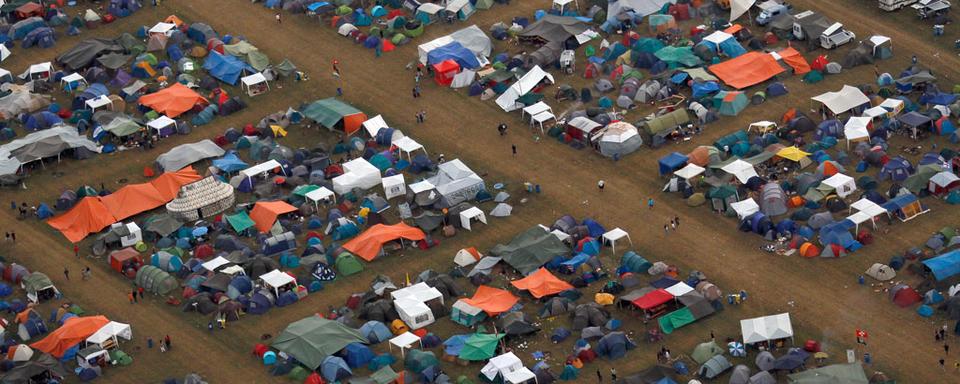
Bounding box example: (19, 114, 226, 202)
(663, 216, 680, 235)
(128, 286, 146, 304)
(147, 335, 173, 353)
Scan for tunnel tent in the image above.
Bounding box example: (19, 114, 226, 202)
(301, 98, 367, 135)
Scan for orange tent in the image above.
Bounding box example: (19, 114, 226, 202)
(31, 316, 110, 358)
(342, 223, 426, 261)
(47, 197, 116, 243)
(777, 47, 811, 75)
(511, 268, 574, 298)
(461, 286, 519, 316)
(150, 166, 202, 200)
(708, 51, 785, 89)
(799, 242, 820, 258)
(249, 201, 298, 233)
(100, 183, 167, 221)
(164, 15, 184, 26)
(138, 83, 208, 118)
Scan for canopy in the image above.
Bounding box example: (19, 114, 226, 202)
(86, 321, 132, 346)
(462, 285, 519, 316)
(632, 288, 673, 310)
(730, 0, 756, 21)
(0, 126, 98, 176)
(481, 352, 536, 384)
(722, 159, 758, 183)
(776, 146, 810, 162)
(260, 269, 296, 289)
(511, 268, 573, 298)
(250, 201, 298, 233)
(730, 199, 760, 220)
(342, 223, 426, 261)
(708, 51, 784, 89)
(272, 316, 367, 370)
(155, 139, 225, 172)
(811, 85, 870, 115)
(138, 83, 208, 118)
(740, 313, 793, 344)
(822, 173, 856, 198)
(674, 163, 705, 180)
(31, 316, 110, 358)
(495, 65, 554, 112)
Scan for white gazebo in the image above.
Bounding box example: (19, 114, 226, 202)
(148, 22, 177, 36)
(521, 101, 556, 134)
(26, 62, 53, 81)
(0, 44, 11, 63)
(821, 173, 856, 198)
(363, 114, 388, 137)
(847, 198, 887, 232)
(241, 159, 283, 185)
(601, 227, 632, 254)
(393, 136, 427, 161)
(61, 72, 87, 91)
(382, 174, 406, 200)
(259, 269, 297, 297)
(843, 116, 871, 149)
(86, 321, 132, 350)
(85, 95, 113, 113)
(721, 159, 759, 184)
(481, 352, 537, 384)
(740, 313, 794, 345)
(305, 186, 336, 209)
(389, 332, 423, 358)
(147, 115, 178, 137)
(202, 256, 232, 273)
(241, 73, 270, 97)
(730, 198, 760, 220)
(459, 206, 487, 231)
(674, 163, 705, 181)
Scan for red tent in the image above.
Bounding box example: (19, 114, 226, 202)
(892, 286, 921, 307)
(15, 2, 42, 19)
(109, 248, 142, 273)
(432, 59, 460, 86)
(811, 55, 828, 72)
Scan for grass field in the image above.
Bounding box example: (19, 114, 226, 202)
(1, 0, 959, 382)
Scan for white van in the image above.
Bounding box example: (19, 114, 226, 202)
(878, 0, 919, 11)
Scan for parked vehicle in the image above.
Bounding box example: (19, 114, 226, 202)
(756, 1, 791, 25)
(820, 23, 856, 49)
(914, 0, 951, 18)
(878, 0, 919, 11)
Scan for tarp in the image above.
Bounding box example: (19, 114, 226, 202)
(787, 363, 868, 384)
(138, 83, 208, 118)
(100, 183, 167, 221)
(31, 316, 109, 358)
(495, 65, 554, 112)
(607, 0, 676, 18)
(301, 98, 366, 135)
(272, 316, 367, 370)
(155, 139, 225, 172)
(0, 125, 98, 177)
(777, 47, 811, 75)
(811, 85, 870, 115)
(519, 14, 588, 44)
(740, 313, 793, 344)
(658, 307, 696, 334)
(225, 211, 255, 233)
(491, 226, 569, 275)
(459, 333, 505, 361)
(461, 285, 518, 316)
(342, 223, 426, 261)
(923, 249, 960, 281)
(708, 51, 784, 89)
(511, 268, 573, 298)
(249, 201, 298, 233)
(57, 38, 124, 71)
(426, 42, 480, 69)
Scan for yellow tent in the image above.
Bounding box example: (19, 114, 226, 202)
(776, 146, 810, 162)
(270, 125, 288, 137)
(594, 293, 615, 305)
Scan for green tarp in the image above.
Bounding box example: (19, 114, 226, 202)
(293, 184, 320, 197)
(787, 363, 869, 384)
(458, 333, 505, 361)
(301, 98, 363, 129)
(490, 226, 569, 275)
(658, 307, 696, 334)
(654, 46, 702, 68)
(272, 316, 367, 370)
(371, 365, 399, 384)
(22, 272, 53, 297)
(225, 211, 255, 233)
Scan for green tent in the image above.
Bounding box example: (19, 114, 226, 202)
(712, 91, 748, 116)
(458, 333, 505, 361)
(272, 316, 367, 370)
(803, 70, 824, 84)
(103, 116, 142, 137)
(274, 59, 297, 77)
(246, 51, 270, 72)
(370, 365, 399, 384)
(335, 253, 363, 276)
(223, 41, 258, 56)
(76, 185, 98, 198)
(691, 341, 724, 364)
(474, 0, 494, 9)
(633, 38, 665, 53)
(708, 185, 738, 212)
(903, 163, 941, 194)
(135, 265, 178, 295)
(404, 350, 438, 374)
(621, 251, 652, 274)
(658, 307, 696, 334)
(301, 98, 364, 130)
(654, 46, 702, 68)
(225, 211, 255, 233)
(787, 363, 868, 383)
(21, 272, 55, 300)
(292, 184, 320, 197)
(490, 226, 569, 275)
(643, 109, 690, 136)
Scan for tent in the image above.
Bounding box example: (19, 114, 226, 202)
(139, 83, 208, 118)
(461, 286, 518, 316)
(495, 65, 554, 112)
(699, 355, 733, 379)
(491, 226, 569, 275)
(272, 316, 367, 370)
(740, 313, 793, 345)
(459, 333, 504, 361)
(811, 85, 870, 116)
(777, 47, 811, 75)
(21, 272, 57, 303)
(31, 316, 110, 358)
(923, 250, 960, 281)
(155, 139, 225, 172)
(865, 263, 895, 281)
(301, 98, 367, 135)
(519, 14, 588, 44)
(342, 223, 425, 261)
(426, 42, 480, 69)
(708, 52, 784, 89)
(511, 268, 573, 298)
(480, 352, 537, 384)
(691, 341, 724, 364)
(426, 159, 485, 207)
(203, 52, 255, 85)
(699, 31, 746, 58)
(658, 152, 688, 176)
(332, 158, 382, 194)
(249, 201, 297, 233)
(821, 173, 857, 198)
(713, 91, 748, 116)
(787, 363, 868, 383)
(432, 59, 460, 86)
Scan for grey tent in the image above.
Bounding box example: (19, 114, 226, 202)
(155, 139, 225, 172)
(595, 79, 615, 93)
(426, 159, 485, 207)
(489, 203, 512, 217)
(729, 364, 751, 384)
(143, 214, 183, 238)
(135, 266, 178, 295)
(699, 355, 732, 379)
(597, 121, 643, 158)
(1, 353, 69, 383)
(842, 44, 874, 68)
(692, 341, 724, 364)
(519, 15, 588, 44)
(57, 38, 125, 71)
(755, 351, 775, 371)
(497, 311, 540, 336)
(595, 332, 635, 359)
(525, 41, 564, 68)
(97, 52, 133, 70)
(750, 371, 776, 384)
(760, 182, 787, 216)
(581, 326, 606, 339)
(540, 297, 574, 318)
(490, 226, 569, 275)
(273, 59, 298, 77)
(468, 256, 502, 277)
(0, 126, 99, 177)
(807, 212, 835, 229)
(824, 62, 842, 74)
(571, 303, 609, 330)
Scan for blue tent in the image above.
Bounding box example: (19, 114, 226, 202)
(204, 52, 255, 85)
(658, 152, 688, 175)
(698, 35, 746, 58)
(36, 204, 53, 219)
(359, 321, 392, 344)
(109, 0, 141, 17)
(819, 220, 857, 249)
(307, 2, 332, 12)
(691, 81, 719, 98)
(22, 27, 55, 49)
(24, 111, 62, 131)
(815, 120, 842, 140)
(443, 334, 468, 356)
(560, 253, 590, 273)
(339, 343, 374, 368)
(920, 92, 958, 106)
(167, 45, 183, 62)
(321, 356, 352, 382)
(879, 156, 914, 182)
(426, 42, 481, 69)
(582, 219, 606, 238)
(922, 249, 960, 281)
(766, 82, 788, 97)
(213, 153, 249, 173)
(8, 18, 46, 40)
(595, 332, 636, 359)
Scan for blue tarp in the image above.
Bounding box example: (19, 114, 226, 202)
(691, 81, 720, 98)
(213, 153, 249, 173)
(307, 2, 332, 11)
(920, 92, 958, 106)
(426, 42, 481, 69)
(882, 193, 919, 212)
(922, 249, 960, 281)
(658, 152, 688, 175)
(203, 52, 254, 85)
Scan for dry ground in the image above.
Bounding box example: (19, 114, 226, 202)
(0, 0, 958, 382)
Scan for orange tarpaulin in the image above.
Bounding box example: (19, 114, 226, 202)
(138, 83, 208, 118)
(461, 285, 519, 316)
(48, 168, 201, 243)
(511, 268, 574, 298)
(164, 15, 184, 26)
(249, 201, 298, 233)
(708, 51, 785, 89)
(724, 24, 743, 35)
(31, 316, 109, 358)
(777, 47, 811, 75)
(342, 223, 426, 261)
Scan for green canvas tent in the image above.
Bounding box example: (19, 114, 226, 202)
(691, 341, 724, 364)
(474, 0, 494, 9)
(135, 265, 178, 295)
(458, 333, 505, 361)
(713, 91, 749, 116)
(658, 307, 695, 334)
(642, 109, 690, 136)
(336, 252, 364, 276)
(300, 98, 366, 135)
(272, 316, 367, 370)
(405, 350, 439, 374)
(787, 363, 868, 383)
(225, 211, 255, 233)
(370, 365, 400, 384)
(490, 226, 570, 275)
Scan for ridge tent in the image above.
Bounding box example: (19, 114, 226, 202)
(708, 51, 784, 89)
(272, 316, 367, 370)
(333, 158, 382, 195)
(138, 83, 208, 118)
(426, 42, 480, 69)
(301, 98, 367, 135)
(787, 363, 868, 383)
(249, 201, 298, 233)
(495, 65, 554, 112)
(342, 223, 426, 261)
(426, 159, 485, 207)
(740, 313, 793, 345)
(713, 91, 748, 116)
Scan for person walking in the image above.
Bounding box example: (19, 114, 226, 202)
(208, 322, 214, 332)
(498, 123, 508, 136)
(132, 289, 138, 303)
(946, 343, 950, 355)
(147, 337, 154, 349)
(164, 335, 172, 350)
(9, 201, 14, 210)
(596, 368, 602, 383)
(63, 268, 69, 280)
(610, 368, 617, 381)
(73, 244, 79, 258)
(4, 232, 8, 241)
(674, 216, 680, 229)
(412, 87, 419, 98)
(10, 232, 14, 242)
(82, 267, 91, 281)
(598, 180, 605, 192)
(437, 154, 445, 163)
(160, 341, 167, 353)
(128, 291, 136, 304)
(710, 330, 715, 341)
(664, 224, 669, 235)
(670, 219, 676, 230)
(941, 357, 946, 371)
(138, 286, 145, 300)
(275, 13, 282, 24)
(512, 144, 517, 156)
(648, 198, 654, 209)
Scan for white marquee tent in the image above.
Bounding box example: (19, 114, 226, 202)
(459, 206, 487, 231)
(481, 352, 537, 384)
(811, 85, 870, 116)
(333, 158, 382, 195)
(382, 174, 406, 200)
(730, 198, 760, 220)
(740, 313, 794, 345)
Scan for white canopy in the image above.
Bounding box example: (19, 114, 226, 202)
(666, 282, 694, 297)
(409, 180, 436, 194)
(602, 227, 632, 254)
(391, 282, 444, 303)
(822, 173, 856, 198)
(0, 68, 10, 80)
(879, 98, 904, 115)
(740, 313, 794, 344)
(730, 0, 756, 21)
(393, 136, 425, 160)
(459, 206, 487, 231)
(703, 31, 734, 44)
(721, 159, 758, 184)
(333, 158, 382, 195)
(61, 72, 85, 85)
(522, 102, 552, 122)
(446, 0, 470, 12)
(730, 198, 760, 220)
(29, 62, 52, 75)
(811, 85, 870, 115)
(389, 332, 422, 357)
(241, 73, 269, 96)
(567, 116, 602, 133)
(147, 115, 177, 133)
(451, 70, 476, 88)
(496, 65, 554, 112)
(0, 45, 10, 63)
(862, 106, 888, 119)
(418, 3, 444, 14)
(85, 95, 112, 111)
(843, 117, 871, 147)
(306, 186, 336, 208)
(394, 297, 434, 329)
(674, 163, 705, 180)
(241, 159, 282, 179)
(86, 321, 132, 346)
(259, 269, 296, 290)
(481, 352, 536, 384)
(382, 174, 406, 200)
(202, 256, 231, 272)
(851, 198, 887, 217)
(149, 22, 176, 36)
(363, 114, 389, 137)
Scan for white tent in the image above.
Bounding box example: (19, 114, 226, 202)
(149, 22, 177, 36)
(821, 173, 856, 198)
(674, 163, 705, 181)
(721, 159, 758, 184)
(333, 158, 382, 195)
(496, 65, 554, 112)
(730, 198, 760, 220)
(864, 263, 896, 281)
(114, 222, 142, 247)
(85, 95, 112, 112)
(338, 23, 358, 36)
(391, 282, 443, 329)
(86, 321, 133, 349)
(843, 117, 871, 149)
(481, 352, 537, 384)
(0, 44, 11, 63)
(382, 174, 406, 200)
(703, 31, 735, 46)
(8, 345, 32, 362)
(417, 36, 454, 65)
(363, 114, 388, 137)
(879, 98, 904, 116)
(567, 116, 602, 134)
(665, 282, 694, 297)
(730, 0, 756, 21)
(454, 248, 482, 267)
(862, 106, 888, 119)
(606, 0, 676, 18)
(740, 313, 794, 345)
(147, 115, 177, 137)
(451, 70, 476, 88)
(241, 73, 269, 97)
(23, 62, 52, 81)
(61, 73, 87, 90)
(241, 159, 282, 184)
(418, 25, 492, 64)
(259, 269, 296, 297)
(811, 85, 870, 116)
(202, 256, 231, 272)
(459, 206, 487, 231)
(393, 136, 426, 160)
(427, 159, 485, 207)
(389, 332, 422, 358)
(602, 227, 632, 254)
